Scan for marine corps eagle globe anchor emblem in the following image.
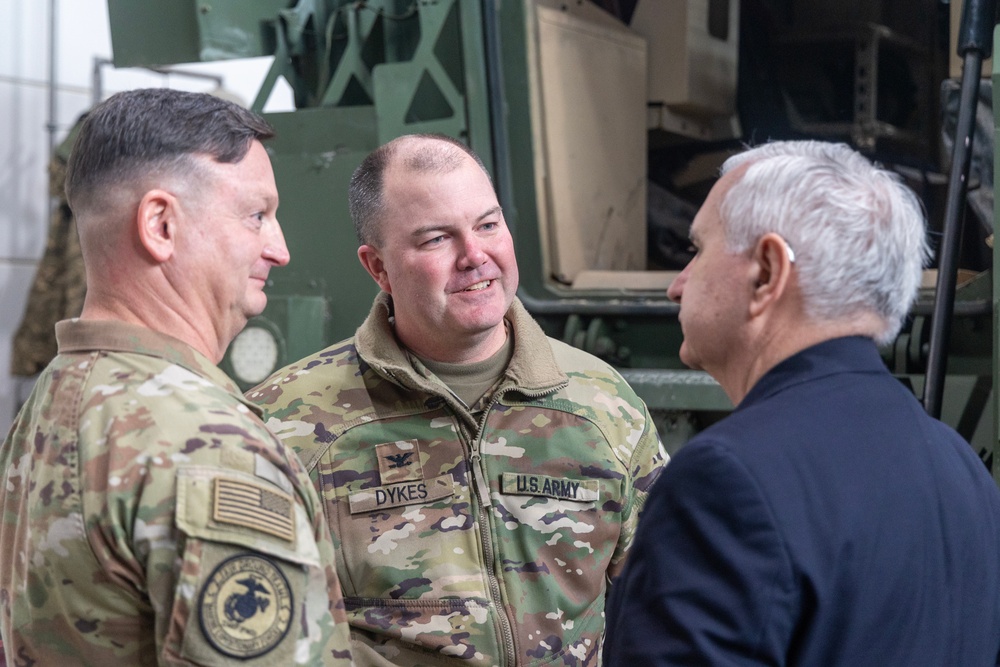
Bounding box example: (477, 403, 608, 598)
(199, 553, 294, 658)
(224, 575, 272, 625)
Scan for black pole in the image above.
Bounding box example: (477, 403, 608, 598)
(923, 0, 995, 417)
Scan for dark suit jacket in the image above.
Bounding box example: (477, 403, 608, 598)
(605, 336, 1000, 665)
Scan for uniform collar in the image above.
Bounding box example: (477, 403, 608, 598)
(355, 292, 567, 397)
(55, 318, 260, 415)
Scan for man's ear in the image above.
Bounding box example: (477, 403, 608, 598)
(135, 189, 178, 263)
(358, 244, 391, 294)
(749, 232, 794, 317)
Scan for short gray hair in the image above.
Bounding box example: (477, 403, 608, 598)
(66, 88, 273, 215)
(719, 141, 929, 345)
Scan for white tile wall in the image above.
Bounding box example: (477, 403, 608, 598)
(0, 2, 49, 82)
(0, 81, 48, 263)
(57, 0, 113, 89)
(0, 0, 294, 435)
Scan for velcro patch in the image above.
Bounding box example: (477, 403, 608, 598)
(349, 474, 454, 514)
(376, 440, 423, 484)
(213, 478, 296, 543)
(199, 553, 293, 658)
(501, 473, 600, 502)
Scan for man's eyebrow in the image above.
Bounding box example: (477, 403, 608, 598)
(245, 189, 278, 209)
(477, 206, 502, 222)
(409, 207, 503, 238)
(410, 224, 450, 238)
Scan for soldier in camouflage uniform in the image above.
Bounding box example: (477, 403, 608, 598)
(248, 134, 666, 666)
(0, 89, 353, 666)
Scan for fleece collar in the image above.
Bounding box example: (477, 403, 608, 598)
(354, 292, 568, 399)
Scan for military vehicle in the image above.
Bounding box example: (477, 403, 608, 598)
(106, 0, 999, 473)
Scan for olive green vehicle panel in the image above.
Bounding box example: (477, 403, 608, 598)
(108, 0, 288, 66)
(219, 106, 381, 385)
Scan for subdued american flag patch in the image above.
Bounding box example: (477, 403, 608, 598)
(212, 477, 296, 543)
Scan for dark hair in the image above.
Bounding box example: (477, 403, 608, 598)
(65, 88, 274, 213)
(348, 133, 491, 246)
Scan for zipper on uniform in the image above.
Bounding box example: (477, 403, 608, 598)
(470, 390, 516, 665)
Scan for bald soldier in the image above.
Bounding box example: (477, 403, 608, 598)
(249, 134, 666, 665)
(0, 89, 352, 665)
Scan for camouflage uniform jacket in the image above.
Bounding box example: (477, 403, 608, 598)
(249, 294, 666, 667)
(0, 319, 353, 666)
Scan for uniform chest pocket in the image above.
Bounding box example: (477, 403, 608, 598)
(347, 474, 455, 513)
(346, 439, 457, 514)
(331, 437, 484, 600)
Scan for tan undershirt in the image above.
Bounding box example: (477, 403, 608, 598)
(416, 330, 514, 409)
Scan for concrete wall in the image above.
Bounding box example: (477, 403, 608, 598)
(0, 1, 293, 436)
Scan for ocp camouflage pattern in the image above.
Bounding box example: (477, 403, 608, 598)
(0, 319, 353, 665)
(249, 295, 666, 666)
(11, 152, 85, 377)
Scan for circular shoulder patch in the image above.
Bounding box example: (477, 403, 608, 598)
(199, 553, 294, 658)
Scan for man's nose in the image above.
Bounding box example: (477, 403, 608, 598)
(264, 219, 291, 267)
(667, 268, 687, 303)
(457, 235, 487, 269)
